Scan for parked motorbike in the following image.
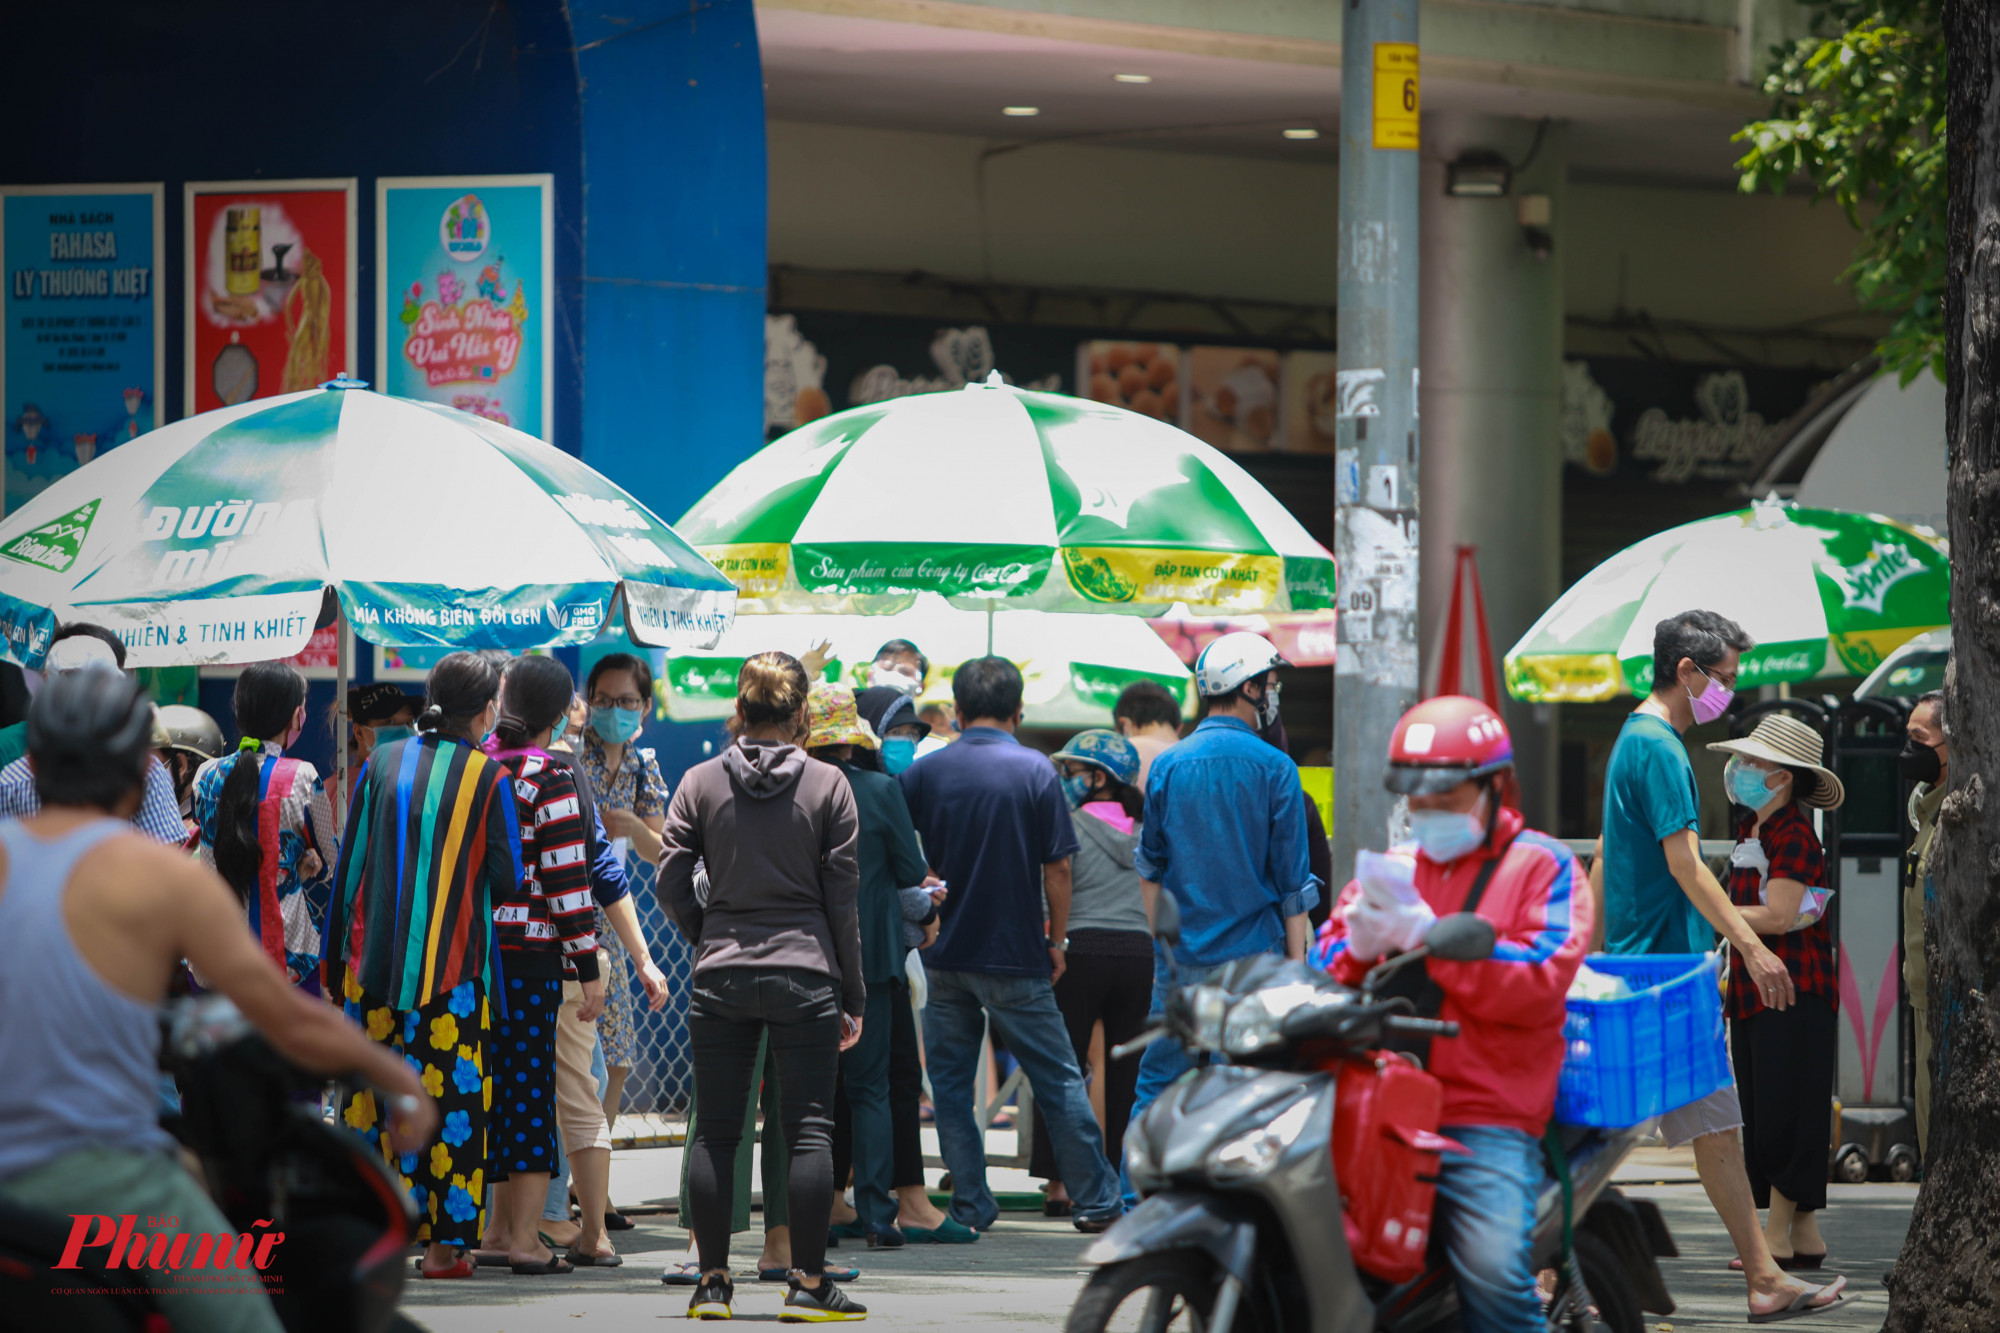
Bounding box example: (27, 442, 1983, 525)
(0, 994, 425, 1333)
(1068, 895, 1677, 1333)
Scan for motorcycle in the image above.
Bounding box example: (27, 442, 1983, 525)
(1068, 895, 1677, 1333)
(0, 994, 426, 1333)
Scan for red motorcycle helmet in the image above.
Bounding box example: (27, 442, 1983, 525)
(1384, 695, 1515, 796)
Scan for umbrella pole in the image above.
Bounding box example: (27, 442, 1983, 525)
(987, 600, 995, 656)
(336, 605, 350, 826)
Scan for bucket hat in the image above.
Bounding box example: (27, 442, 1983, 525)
(806, 682, 879, 750)
(1707, 713, 1845, 810)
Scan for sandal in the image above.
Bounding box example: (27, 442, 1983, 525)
(510, 1253, 576, 1275)
(662, 1259, 704, 1286)
(604, 1209, 635, 1232)
(1748, 1277, 1848, 1323)
(418, 1251, 476, 1279)
(570, 1250, 624, 1267)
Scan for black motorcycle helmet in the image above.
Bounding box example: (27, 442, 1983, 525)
(26, 665, 152, 811)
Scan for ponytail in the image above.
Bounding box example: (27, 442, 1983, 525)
(418, 652, 502, 740)
(212, 662, 307, 906)
(493, 655, 576, 750)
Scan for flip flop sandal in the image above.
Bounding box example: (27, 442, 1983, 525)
(760, 1266, 861, 1283)
(417, 1254, 476, 1279)
(511, 1254, 576, 1276)
(1749, 1278, 1849, 1324)
(604, 1209, 636, 1231)
(472, 1251, 512, 1268)
(662, 1260, 705, 1286)
(570, 1250, 624, 1267)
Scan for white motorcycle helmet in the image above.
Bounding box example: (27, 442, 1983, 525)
(1194, 631, 1288, 699)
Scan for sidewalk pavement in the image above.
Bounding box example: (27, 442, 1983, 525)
(400, 1142, 1912, 1331)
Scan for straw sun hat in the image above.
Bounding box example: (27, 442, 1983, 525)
(805, 682, 879, 750)
(1706, 714, 1845, 810)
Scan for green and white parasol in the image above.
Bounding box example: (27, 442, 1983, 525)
(1505, 501, 1949, 702)
(0, 381, 737, 669)
(659, 594, 1194, 730)
(677, 375, 1336, 618)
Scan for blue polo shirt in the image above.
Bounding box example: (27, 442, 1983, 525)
(899, 726, 1079, 977)
(1602, 711, 1710, 955)
(1136, 715, 1319, 968)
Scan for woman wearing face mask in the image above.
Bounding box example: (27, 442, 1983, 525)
(577, 652, 667, 1136)
(1706, 715, 1845, 1271)
(322, 651, 519, 1280)
(851, 686, 967, 1240)
(193, 661, 338, 994)
(1031, 729, 1151, 1219)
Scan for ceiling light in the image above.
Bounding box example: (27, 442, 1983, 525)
(1113, 73, 1152, 84)
(1003, 106, 1040, 117)
(1282, 128, 1320, 140)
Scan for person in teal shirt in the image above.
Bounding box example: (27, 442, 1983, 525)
(1595, 609, 1846, 1323)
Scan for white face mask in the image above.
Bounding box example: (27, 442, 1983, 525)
(869, 665, 922, 697)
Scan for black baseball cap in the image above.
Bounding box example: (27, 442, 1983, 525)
(348, 682, 425, 725)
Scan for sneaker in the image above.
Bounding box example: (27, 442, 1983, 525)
(688, 1272, 734, 1320)
(781, 1276, 869, 1322)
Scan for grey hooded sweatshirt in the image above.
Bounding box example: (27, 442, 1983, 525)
(659, 738, 865, 1016)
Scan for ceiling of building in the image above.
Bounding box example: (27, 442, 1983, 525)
(757, 8, 1763, 186)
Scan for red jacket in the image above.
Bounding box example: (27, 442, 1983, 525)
(1310, 806, 1591, 1134)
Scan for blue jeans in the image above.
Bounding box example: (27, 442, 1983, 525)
(1433, 1124, 1543, 1333)
(922, 967, 1121, 1228)
(1120, 951, 1245, 1208)
(544, 1029, 611, 1221)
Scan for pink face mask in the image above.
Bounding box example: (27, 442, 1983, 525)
(1687, 667, 1733, 726)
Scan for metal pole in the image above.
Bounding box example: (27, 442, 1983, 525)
(1332, 0, 1422, 881)
(335, 603, 350, 826)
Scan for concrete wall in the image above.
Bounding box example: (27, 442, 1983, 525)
(768, 117, 1876, 341)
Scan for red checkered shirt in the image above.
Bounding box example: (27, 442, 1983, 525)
(1725, 802, 1837, 1019)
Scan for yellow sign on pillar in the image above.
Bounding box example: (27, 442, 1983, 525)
(1373, 43, 1419, 150)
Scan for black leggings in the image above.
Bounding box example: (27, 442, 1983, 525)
(1029, 944, 1154, 1181)
(1731, 995, 1837, 1213)
(688, 968, 842, 1275)
(832, 977, 927, 1195)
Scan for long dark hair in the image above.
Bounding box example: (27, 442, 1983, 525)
(494, 655, 576, 750)
(417, 652, 502, 740)
(213, 662, 308, 906)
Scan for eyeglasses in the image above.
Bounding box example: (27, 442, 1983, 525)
(1698, 665, 1739, 691)
(591, 694, 645, 711)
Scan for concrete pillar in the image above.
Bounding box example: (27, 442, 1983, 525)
(1419, 114, 1566, 827)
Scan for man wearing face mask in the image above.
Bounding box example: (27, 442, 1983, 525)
(1312, 696, 1591, 1333)
(1597, 611, 1845, 1323)
(1121, 632, 1319, 1205)
(1900, 690, 1947, 1158)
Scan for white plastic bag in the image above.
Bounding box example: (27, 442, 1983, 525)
(1731, 838, 1832, 931)
(1568, 963, 1631, 1002)
(1342, 849, 1436, 961)
(905, 949, 928, 1010)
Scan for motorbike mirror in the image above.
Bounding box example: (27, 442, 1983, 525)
(1152, 891, 1182, 948)
(1426, 913, 1497, 962)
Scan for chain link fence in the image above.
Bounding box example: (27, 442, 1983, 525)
(614, 850, 696, 1124)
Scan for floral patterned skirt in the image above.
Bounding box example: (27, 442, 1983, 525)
(597, 918, 637, 1070)
(340, 973, 490, 1248)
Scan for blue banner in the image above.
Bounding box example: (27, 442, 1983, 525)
(378, 177, 551, 439)
(3, 186, 161, 515)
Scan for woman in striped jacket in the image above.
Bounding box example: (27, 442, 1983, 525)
(479, 654, 606, 1276)
(323, 651, 519, 1280)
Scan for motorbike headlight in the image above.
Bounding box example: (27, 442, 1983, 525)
(1223, 981, 1322, 1057)
(1189, 985, 1228, 1050)
(1207, 1095, 1315, 1182)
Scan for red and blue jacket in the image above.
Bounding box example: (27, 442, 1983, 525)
(1311, 805, 1592, 1133)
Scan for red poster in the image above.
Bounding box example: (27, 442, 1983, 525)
(185, 181, 355, 414)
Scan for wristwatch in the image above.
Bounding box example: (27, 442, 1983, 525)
(1047, 936, 1070, 952)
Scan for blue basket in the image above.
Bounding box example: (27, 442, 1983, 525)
(1555, 953, 1730, 1128)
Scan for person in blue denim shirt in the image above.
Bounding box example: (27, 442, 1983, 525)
(1124, 632, 1320, 1204)
(898, 656, 1123, 1235)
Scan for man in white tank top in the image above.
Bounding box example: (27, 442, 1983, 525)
(0, 667, 440, 1333)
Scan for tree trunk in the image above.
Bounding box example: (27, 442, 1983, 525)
(1885, 2, 2000, 1328)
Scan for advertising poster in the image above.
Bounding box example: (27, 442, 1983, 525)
(2, 184, 162, 516)
(185, 179, 356, 414)
(377, 176, 552, 439)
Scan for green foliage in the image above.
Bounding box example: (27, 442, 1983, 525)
(1736, 0, 1945, 384)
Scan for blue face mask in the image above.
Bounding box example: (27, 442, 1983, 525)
(1726, 759, 1778, 810)
(880, 736, 917, 775)
(372, 724, 413, 748)
(1409, 808, 1488, 863)
(590, 705, 643, 744)
(1061, 773, 1097, 809)
(549, 712, 569, 745)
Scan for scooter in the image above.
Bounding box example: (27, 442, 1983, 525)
(0, 994, 426, 1333)
(1068, 896, 1677, 1333)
